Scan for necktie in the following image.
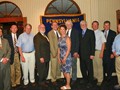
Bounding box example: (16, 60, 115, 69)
(14, 34, 18, 53)
(67, 30, 69, 36)
(104, 30, 107, 50)
(82, 30, 85, 37)
(105, 30, 107, 39)
(56, 31, 59, 39)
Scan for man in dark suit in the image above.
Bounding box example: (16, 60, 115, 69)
(65, 20, 80, 84)
(34, 24, 50, 87)
(79, 20, 95, 88)
(4, 24, 21, 88)
(102, 21, 116, 82)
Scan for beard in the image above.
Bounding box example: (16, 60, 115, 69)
(40, 31, 45, 34)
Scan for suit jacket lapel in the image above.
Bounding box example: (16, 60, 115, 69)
(70, 29, 73, 39)
(10, 34, 14, 46)
(39, 32, 49, 43)
(52, 30, 58, 42)
(106, 30, 111, 41)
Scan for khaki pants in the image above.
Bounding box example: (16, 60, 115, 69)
(93, 51, 103, 82)
(51, 56, 61, 82)
(116, 56, 120, 85)
(21, 51, 35, 85)
(11, 53, 21, 87)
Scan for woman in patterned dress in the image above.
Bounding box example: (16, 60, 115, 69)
(58, 24, 72, 89)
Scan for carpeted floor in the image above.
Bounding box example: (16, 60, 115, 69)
(11, 76, 119, 90)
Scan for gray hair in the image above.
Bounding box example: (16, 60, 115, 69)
(80, 20, 87, 25)
(65, 20, 73, 25)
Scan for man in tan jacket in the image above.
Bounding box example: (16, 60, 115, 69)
(0, 28, 11, 90)
(48, 22, 61, 85)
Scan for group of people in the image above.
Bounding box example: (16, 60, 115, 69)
(0, 19, 120, 90)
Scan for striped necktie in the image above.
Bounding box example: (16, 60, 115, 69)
(14, 34, 18, 53)
(104, 30, 108, 39)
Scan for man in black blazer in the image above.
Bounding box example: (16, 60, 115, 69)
(65, 20, 80, 84)
(102, 21, 116, 82)
(34, 24, 50, 87)
(4, 24, 21, 88)
(79, 20, 95, 88)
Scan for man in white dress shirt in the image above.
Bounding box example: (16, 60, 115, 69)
(92, 21, 106, 85)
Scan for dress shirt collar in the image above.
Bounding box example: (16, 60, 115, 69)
(82, 29, 87, 33)
(53, 30, 57, 34)
(24, 32, 31, 36)
(67, 28, 72, 32)
(94, 29, 99, 32)
(104, 29, 109, 33)
(66, 28, 72, 37)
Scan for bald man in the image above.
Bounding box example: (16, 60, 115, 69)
(34, 24, 50, 87)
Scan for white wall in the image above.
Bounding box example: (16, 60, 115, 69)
(0, 0, 120, 33)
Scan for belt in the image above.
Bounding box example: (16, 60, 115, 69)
(23, 51, 34, 53)
(95, 49, 100, 51)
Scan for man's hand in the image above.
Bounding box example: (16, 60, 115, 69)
(58, 59, 61, 64)
(99, 52, 103, 58)
(113, 52, 119, 57)
(73, 52, 78, 58)
(21, 56, 25, 62)
(40, 58, 44, 63)
(90, 55, 94, 60)
(2, 58, 8, 64)
(110, 54, 114, 59)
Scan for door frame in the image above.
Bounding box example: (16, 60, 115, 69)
(0, 17, 27, 25)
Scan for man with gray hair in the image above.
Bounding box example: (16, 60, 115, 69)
(79, 20, 95, 88)
(65, 20, 80, 85)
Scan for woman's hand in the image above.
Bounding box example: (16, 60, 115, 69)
(62, 58, 66, 65)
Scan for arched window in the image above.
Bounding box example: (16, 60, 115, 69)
(0, 1, 22, 18)
(45, 0, 81, 15)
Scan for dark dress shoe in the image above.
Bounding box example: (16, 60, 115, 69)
(23, 84, 28, 88)
(45, 80, 51, 84)
(80, 79, 88, 84)
(71, 80, 76, 85)
(39, 82, 48, 87)
(86, 83, 93, 88)
(57, 78, 63, 82)
(52, 81, 57, 86)
(16, 84, 21, 88)
(31, 82, 36, 87)
(11, 87, 16, 90)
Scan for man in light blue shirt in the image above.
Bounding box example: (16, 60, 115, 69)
(16, 24, 35, 88)
(112, 24, 120, 89)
